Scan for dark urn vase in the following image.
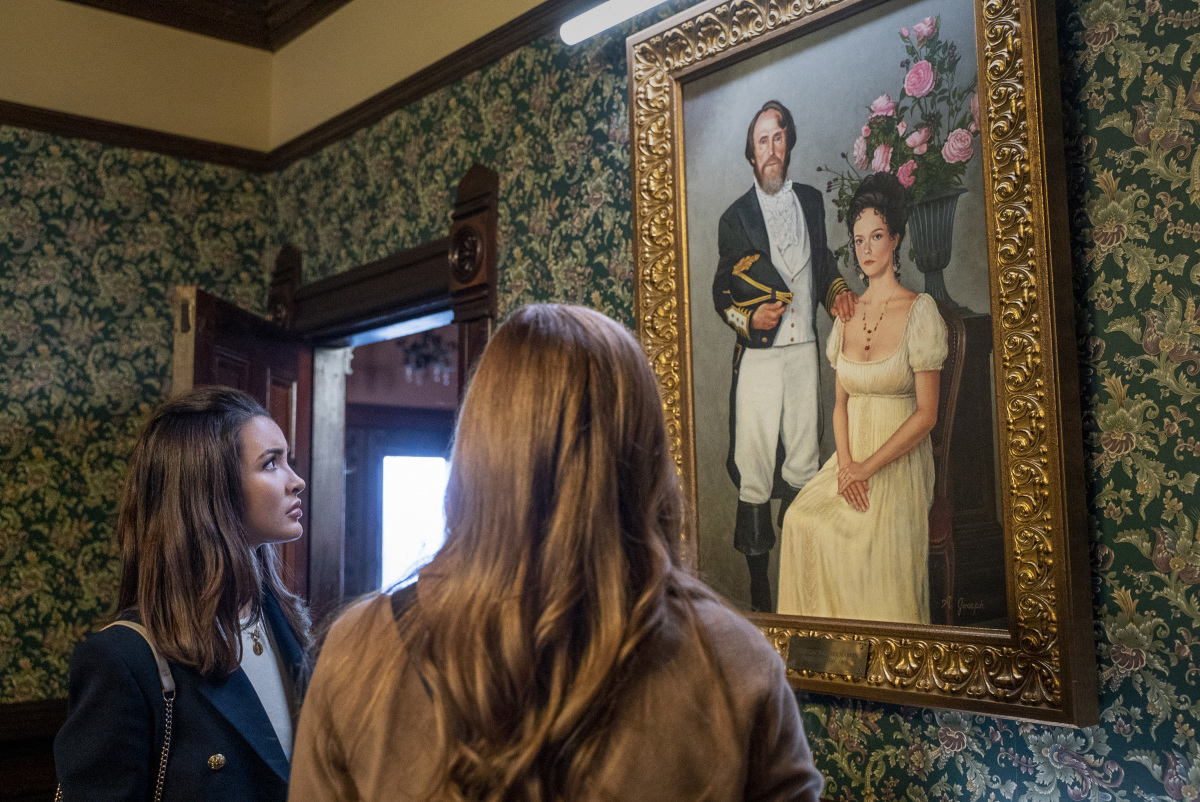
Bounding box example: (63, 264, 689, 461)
(908, 185, 967, 309)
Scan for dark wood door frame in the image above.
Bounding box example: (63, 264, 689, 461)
(269, 164, 499, 618)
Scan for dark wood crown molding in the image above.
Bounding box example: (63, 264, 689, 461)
(60, 0, 354, 51)
(2, 0, 593, 172)
(267, 0, 355, 49)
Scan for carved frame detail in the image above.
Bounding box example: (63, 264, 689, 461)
(628, 0, 1097, 723)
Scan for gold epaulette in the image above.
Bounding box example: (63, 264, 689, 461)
(825, 276, 851, 317)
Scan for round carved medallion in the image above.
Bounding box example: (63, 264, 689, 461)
(450, 225, 483, 284)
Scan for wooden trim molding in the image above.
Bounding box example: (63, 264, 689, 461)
(268, 0, 356, 50)
(264, 0, 593, 169)
(0, 99, 271, 173)
(289, 238, 452, 342)
(2, 0, 594, 172)
(0, 699, 67, 742)
(59, 0, 354, 51)
(0, 699, 66, 801)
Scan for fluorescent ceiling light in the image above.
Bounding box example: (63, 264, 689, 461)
(560, 0, 671, 45)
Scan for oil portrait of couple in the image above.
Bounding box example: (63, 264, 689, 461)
(683, 0, 1006, 630)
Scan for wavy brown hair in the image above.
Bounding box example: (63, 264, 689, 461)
(399, 304, 719, 800)
(115, 386, 310, 678)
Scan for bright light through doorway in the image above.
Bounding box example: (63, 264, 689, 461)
(381, 456, 450, 589)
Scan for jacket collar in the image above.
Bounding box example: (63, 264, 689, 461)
(192, 665, 291, 783)
(190, 590, 305, 785)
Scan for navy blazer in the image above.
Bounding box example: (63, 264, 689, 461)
(54, 592, 305, 802)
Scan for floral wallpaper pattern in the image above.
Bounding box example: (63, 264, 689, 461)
(271, 24, 638, 327)
(3, 0, 1200, 796)
(0, 133, 274, 701)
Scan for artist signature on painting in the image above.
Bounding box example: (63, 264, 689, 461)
(940, 596, 985, 616)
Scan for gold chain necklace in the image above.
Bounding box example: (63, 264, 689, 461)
(860, 287, 898, 354)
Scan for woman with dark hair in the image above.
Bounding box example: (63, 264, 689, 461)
(289, 304, 824, 801)
(777, 172, 948, 624)
(55, 386, 310, 801)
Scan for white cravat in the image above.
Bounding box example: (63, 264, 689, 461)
(757, 180, 803, 258)
(755, 181, 815, 345)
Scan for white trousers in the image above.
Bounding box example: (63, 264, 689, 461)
(734, 342, 820, 504)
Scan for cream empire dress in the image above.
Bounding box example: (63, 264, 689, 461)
(777, 293, 948, 624)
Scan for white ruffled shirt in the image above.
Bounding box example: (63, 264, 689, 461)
(755, 180, 815, 346)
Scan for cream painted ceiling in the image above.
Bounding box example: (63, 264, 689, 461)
(0, 0, 548, 150)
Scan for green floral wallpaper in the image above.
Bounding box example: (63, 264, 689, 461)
(0, 132, 274, 701)
(4, 0, 1200, 795)
(271, 24, 638, 326)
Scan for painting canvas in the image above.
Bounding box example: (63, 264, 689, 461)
(629, 0, 1096, 722)
(682, 0, 1005, 628)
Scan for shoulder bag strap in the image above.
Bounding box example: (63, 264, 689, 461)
(56, 621, 176, 802)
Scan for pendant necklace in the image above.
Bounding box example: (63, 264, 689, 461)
(249, 624, 264, 656)
(861, 287, 898, 354)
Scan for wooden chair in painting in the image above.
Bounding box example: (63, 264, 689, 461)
(929, 302, 966, 626)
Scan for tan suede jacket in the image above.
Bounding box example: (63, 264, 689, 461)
(289, 591, 824, 801)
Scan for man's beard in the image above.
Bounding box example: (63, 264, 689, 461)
(754, 159, 787, 195)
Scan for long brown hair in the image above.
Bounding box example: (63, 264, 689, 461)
(115, 386, 310, 677)
(400, 304, 718, 800)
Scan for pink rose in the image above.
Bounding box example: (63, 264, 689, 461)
(969, 91, 980, 133)
(862, 124, 872, 137)
(853, 136, 869, 169)
(897, 121, 907, 136)
(871, 143, 893, 173)
(897, 159, 918, 187)
(913, 16, 938, 44)
(869, 94, 896, 117)
(905, 126, 931, 155)
(941, 128, 974, 163)
(900, 26, 910, 38)
(904, 60, 936, 98)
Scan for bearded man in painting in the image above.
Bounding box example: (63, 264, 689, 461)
(711, 99, 856, 613)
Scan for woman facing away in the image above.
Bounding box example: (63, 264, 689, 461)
(777, 171, 948, 624)
(289, 304, 824, 802)
(55, 387, 311, 801)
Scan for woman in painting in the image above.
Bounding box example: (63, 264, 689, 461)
(289, 304, 825, 802)
(55, 387, 310, 801)
(777, 172, 947, 624)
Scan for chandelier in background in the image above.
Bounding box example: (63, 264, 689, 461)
(399, 330, 455, 386)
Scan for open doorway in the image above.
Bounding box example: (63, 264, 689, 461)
(342, 324, 458, 596)
(176, 165, 498, 617)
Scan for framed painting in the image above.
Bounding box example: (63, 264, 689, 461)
(628, 0, 1098, 723)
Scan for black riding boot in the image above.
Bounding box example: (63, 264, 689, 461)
(746, 553, 772, 613)
(735, 500, 775, 612)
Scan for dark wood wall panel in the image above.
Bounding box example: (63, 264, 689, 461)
(0, 699, 66, 801)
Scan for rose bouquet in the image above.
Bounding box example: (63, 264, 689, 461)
(819, 15, 980, 267)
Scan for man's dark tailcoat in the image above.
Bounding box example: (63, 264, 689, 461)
(711, 182, 849, 553)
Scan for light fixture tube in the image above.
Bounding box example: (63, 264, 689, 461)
(559, 0, 671, 45)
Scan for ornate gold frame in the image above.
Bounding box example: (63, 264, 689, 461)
(628, 0, 1097, 724)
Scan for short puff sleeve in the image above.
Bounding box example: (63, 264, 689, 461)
(826, 315, 845, 369)
(907, 294, 949, 373)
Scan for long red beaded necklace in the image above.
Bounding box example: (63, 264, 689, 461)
(860, 287, 898, 354)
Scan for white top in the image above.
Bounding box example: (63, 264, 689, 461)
(239, 617, 294, 760)
(756, 180, 815, 346)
